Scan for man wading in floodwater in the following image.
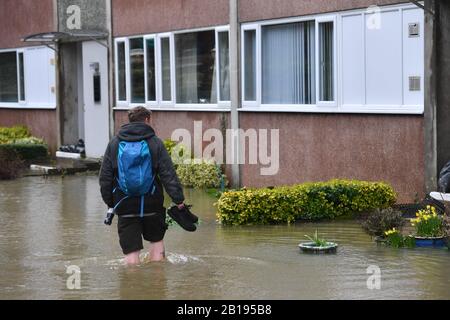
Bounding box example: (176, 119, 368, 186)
(99, 106, 197, 265)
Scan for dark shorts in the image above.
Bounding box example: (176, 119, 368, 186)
(117, 209, 168, 255)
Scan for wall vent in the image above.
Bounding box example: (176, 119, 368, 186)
(409, 76, 421, 91)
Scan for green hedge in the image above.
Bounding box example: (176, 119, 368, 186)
(0, 144, 48, 160)
(216, 179, 397, 225)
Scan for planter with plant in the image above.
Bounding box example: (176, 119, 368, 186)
(383, 228, 415, 248)
(298, 230, 338, 254)
(410, 205, 446, 247)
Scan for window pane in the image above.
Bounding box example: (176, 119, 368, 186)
(19, 52, 25, 101)
(117, 42, 126, 101)
(161, 37, 172, 101)
(262, 21, 315, 104)
(0, 52, 18, 102)
(146, 38, 156, 101)
(319, 22, 334, 101)
(244, 30, 256, 101)
(175, 30, 216, 104)
(129, 38, 145, 103)
(218, 31, 230, 101)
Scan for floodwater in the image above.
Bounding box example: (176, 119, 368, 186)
(1, 175, 450, 300)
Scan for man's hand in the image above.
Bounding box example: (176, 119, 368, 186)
(177, 203, 185, 209)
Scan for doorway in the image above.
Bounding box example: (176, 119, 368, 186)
(59, 40, 110, 158)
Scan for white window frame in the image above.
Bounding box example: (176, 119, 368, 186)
(114, 38, 128, 107)
(156, 33, 175, 106)
(114, 25, 231, 111)
(216, 26, 231, 107)
(241, 24, 260, 108)
(17, 50, 26, 104)
(239, 2, 424, 114)
(315, 15, 338, 108)
(144, 34, 158, 106)
(128, 35, 146, 107)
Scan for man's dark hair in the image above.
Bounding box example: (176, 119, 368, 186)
(128, 106, 152, 123)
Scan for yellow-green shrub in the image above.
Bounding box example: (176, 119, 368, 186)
(216, 179, 397, 225)
(176, 159, 225, 189)
(0, 126, 31, 144)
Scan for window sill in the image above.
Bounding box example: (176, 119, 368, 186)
(239, 104, 424, 115)
(0, 104, 56, 110)
(113, 105, 231, 112)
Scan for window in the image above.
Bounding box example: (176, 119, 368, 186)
(243, 29, 256, 101)
(146, 38, 156, 102)
(116, 41, 127, 101)
(261, 21, 316, 104)
(242, 4, 423, 113)
(218, 31, 230, 101)
(0, 52, 18, 103)
(115, 26, 229, 108)
(129, 38, 145, 103)
(0, 47, 55, 108)
(318, 21, 334, 102)
(18, 52, 25, 101)
(160, 37, 172, 102)
(175, 30, 217, 104)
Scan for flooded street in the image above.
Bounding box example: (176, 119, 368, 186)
(1, 175, 450, 300)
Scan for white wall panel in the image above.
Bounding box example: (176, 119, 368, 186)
(365, 10, 402, 106)
(23, 47, 56, 107)
(341, 14, 365, 106)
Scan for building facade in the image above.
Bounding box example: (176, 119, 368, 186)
(0, 0, 445, 203)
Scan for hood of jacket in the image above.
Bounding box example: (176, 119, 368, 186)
(117, 122, 155, 142)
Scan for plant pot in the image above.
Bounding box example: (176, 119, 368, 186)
(414, 236, 446, 247)
(298, 242, 338, 254)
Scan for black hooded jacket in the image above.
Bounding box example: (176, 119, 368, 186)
(99, 122, 185, 215)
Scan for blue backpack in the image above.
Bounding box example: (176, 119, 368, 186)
(114, 140, 156, 217)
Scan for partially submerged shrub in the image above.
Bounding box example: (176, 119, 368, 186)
(164, 139, 227, 189)
(384, 228, 415, 248)
(176, 159, 226, 189)
(361, 207, 405, 237)
(216, 179, 397, 225)
(0, 144, 48, 161)
(0, 148, 24, 180)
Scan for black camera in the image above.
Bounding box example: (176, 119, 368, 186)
(104, 208, 115, 225)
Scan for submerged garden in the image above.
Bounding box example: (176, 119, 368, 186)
(2, 125, 450, 299)
(2, 124, 450, 253)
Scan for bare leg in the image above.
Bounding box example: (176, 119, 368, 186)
(125, 250, 141, 266)
(148, 241, 165, 262)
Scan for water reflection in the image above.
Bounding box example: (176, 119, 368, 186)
(0, 175, 450, 299)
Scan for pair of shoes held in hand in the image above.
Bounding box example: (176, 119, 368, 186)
(167, 204, 199, 232)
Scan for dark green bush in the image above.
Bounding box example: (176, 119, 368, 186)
(0, 144, 48, 161)
(0, 148, 24, 180)
(216, 179, 397, 225)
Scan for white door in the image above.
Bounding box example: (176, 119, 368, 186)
(82, 41, 110, 158)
